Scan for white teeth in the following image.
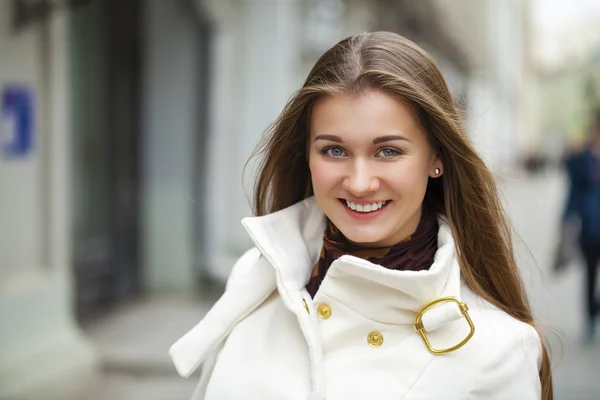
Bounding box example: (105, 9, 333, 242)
(345, 200, 388, 213)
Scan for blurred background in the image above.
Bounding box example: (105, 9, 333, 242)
(1, 0, 600, 399)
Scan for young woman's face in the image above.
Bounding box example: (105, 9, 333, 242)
(308, 91, 442, 247)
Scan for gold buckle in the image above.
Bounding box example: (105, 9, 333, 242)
(414, 296, 475, 355)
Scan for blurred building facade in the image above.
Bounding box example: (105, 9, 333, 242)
(533, 19, 600, 157)
(535, 49, 600, 161)
(526, 4, 600, 163)
(0, 1, 98, 398)
(0, 0, 532, 398)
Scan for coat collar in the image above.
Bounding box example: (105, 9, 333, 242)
(242, 197, 461, 314)
(241, 197, 326, 293)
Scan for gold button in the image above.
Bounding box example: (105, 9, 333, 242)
(317, 304, 332, 320)
(367, 331, 384, 348)
(302, 298, 310, 315)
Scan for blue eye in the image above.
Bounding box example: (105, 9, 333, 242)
(322, 147, 347, 158)
(377, 148, 401, 158)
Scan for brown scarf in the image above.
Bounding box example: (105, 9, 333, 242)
(306, 208, 439, 298)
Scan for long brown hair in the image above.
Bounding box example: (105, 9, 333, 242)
(249, 31, 552, 398)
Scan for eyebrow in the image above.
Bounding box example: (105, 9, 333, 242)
(313, 134, 410, 144)
(372, 135, 410, 144)
(313, 134, 343, 143)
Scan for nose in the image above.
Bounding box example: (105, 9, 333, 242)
(343, 159, 380, 196)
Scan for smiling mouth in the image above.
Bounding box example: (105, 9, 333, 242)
(339, 199, 391, 213)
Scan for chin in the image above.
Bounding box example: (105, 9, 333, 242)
(338, 226, 387, 246)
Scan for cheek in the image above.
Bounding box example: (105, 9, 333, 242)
(385, 161, 430, 195)
(309, 158, 333, 195)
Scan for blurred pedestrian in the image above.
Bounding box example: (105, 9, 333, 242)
(170, 32, 552, 399)
(562, 110, 600, 343)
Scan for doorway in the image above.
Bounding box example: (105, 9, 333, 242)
(70, 0, 142, 322)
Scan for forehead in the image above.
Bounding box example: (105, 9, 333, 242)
(309, 91, 425, 142)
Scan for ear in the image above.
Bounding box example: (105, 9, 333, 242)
(429, 156, 444, 178)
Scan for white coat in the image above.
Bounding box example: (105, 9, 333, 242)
(170, 197, 542, 400)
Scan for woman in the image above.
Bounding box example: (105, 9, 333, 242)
(170, 32, 553, 399)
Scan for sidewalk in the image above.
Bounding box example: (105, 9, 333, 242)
(66, 291, 221, 400)
(501, 170, 600, 399)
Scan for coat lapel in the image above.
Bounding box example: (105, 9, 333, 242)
(169, 249, 276, 378)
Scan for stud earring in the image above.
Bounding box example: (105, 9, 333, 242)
(435, 168, 441, 175)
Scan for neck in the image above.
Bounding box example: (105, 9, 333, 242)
(307, 209, 440, 297)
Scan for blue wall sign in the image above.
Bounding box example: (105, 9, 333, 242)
(2, 85, 34, 158)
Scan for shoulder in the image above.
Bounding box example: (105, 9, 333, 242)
(463, 284, 541, 362)
(461, 284, 542, 397)
(474, 304, 542, 369)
